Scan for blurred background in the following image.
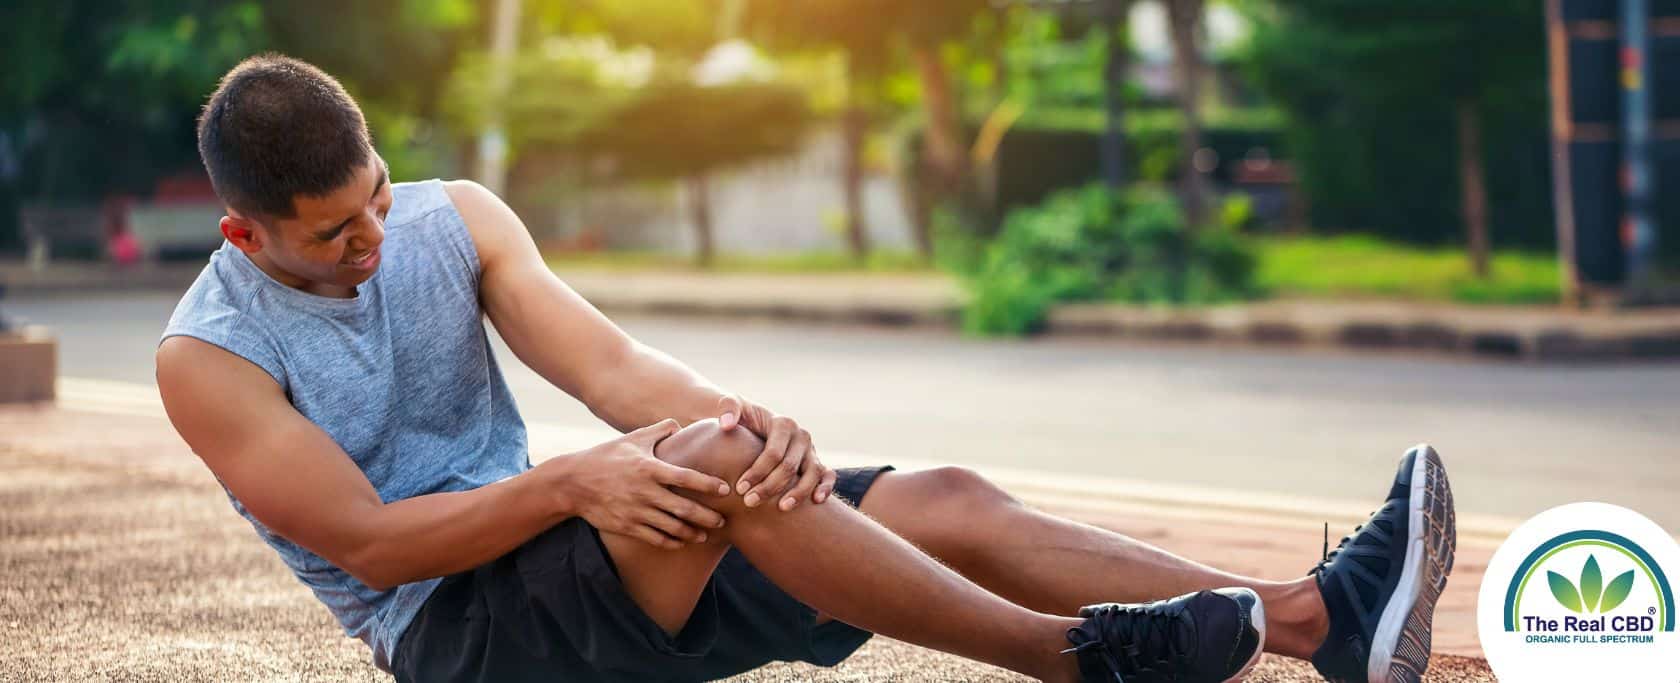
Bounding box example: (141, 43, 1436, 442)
(0, 0, 1676, 313)
(3, 0, 1679, 489)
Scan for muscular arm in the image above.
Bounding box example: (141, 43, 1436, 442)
(445, 180, 726, 431)
(157, 337, 591, 590)
(449, 182, 836, 509)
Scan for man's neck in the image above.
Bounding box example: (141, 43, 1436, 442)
(243, 250, 357, 299)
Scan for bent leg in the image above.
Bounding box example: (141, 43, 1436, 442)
(599, 419, 1083, 682)
(856, 467, 1329, 660)
(592, 513, 733, 638)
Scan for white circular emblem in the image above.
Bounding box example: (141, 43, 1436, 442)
(1477, 502, 1680, 681)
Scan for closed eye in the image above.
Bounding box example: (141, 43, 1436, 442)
(314, 162, 388, 242)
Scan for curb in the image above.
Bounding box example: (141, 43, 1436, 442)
(556, 271, 961, 329)
(1, 265, 201, 295)
(582, 296, 958, 329)
(1047, 301, 1680, 361)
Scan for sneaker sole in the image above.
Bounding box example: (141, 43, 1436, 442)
(1367, 445, 1457, 683)
(1222, 588, 1267, 683)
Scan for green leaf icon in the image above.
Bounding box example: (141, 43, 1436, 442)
(1549, 571, 1583, 613)
(1581, 555, 1603, 612)
(1600, 570, 1636, 613)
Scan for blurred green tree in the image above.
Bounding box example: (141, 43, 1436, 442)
(735, 1, 996, 259)
(0, 1, 265, 206)
(903, 1, 1000, 257)
(580, 79, 813, 265)
(1242, 0, 1547, 276)
(738, 0, 902, 261)
(446, 30, 813, 265)
(255, 0, 475, 181)
(0, 0, 473, 250)
(1001, 11, 1125, 122)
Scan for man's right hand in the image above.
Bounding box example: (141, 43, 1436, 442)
(547, 419, 732, 550)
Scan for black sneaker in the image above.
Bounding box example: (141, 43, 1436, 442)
(1309, 444, 1456, 683)
(1063, 587, 1265, 683)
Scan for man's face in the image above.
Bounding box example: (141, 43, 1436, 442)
(240, 157, 393, 295)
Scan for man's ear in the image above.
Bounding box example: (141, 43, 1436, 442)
(220, 214, 263, 254)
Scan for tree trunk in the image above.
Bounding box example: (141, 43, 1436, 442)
(912, 42, 966, 193)
(1100, 0, 1131, 188)
(910, 39, 966, 258)
(1167, 0, 1208, 228)
(1457, 98, 1490, 278)
(841, 61, 871, 262)
(686, 174, 715, 267)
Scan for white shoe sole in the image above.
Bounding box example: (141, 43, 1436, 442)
(1365, 445, 1456, 683)
(1222, 590, 1267, 683)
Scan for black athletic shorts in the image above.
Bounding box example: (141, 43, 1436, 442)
(392, 465, 896, 683)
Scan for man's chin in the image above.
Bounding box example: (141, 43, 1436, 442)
(337, 264, 379, 285)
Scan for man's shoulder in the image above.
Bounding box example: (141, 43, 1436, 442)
(159, 250, 289, 387)
(163, 250, 251, 340)
(384, 179, 450, 228)
(386, 178, 487, 218)
(385, 178, 500, 249)
(437, 178, 496, 218)
(433, 179, 525, 274)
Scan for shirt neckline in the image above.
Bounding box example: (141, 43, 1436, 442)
(225, 244, 375, 315)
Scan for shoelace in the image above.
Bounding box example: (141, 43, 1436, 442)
(1060, 601, 1193, 682)
(1310, 519, 1367, 576)
(1062, 638, 1130, 683)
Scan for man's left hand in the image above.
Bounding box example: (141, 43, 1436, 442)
(717, 395, 835, 511)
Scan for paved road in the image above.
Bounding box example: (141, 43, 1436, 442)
(11, 290, 1680, 530)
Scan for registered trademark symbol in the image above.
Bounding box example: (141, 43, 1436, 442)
(1650, 607, 1658, 615)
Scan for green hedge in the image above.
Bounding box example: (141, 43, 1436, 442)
(951, 183, 1259, 335)
(989, 109, 1286, 222)
(902, 108, 1287, 235)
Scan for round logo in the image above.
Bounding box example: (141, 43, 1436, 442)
(1477, 502, 1680, 681)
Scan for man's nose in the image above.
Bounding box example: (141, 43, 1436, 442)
(349, 215, 385, 251)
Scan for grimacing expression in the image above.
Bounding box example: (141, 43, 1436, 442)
(250, 158, 393, 291)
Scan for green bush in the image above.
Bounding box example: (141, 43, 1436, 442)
(955, 184, 1259, 335)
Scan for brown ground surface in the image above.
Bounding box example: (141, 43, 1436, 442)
(0, 405, 1493, 681)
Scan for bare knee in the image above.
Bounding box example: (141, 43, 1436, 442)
(914, 466, 1018, 516)
(654, 418, 765, 485)
(868, 467, 1020, 564)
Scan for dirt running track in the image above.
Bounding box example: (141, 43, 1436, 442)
(0, 406, 1493, 681)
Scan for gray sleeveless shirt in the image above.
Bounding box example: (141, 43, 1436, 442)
(161, 179, 531, 672)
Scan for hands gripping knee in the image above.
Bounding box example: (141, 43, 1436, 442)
(547, 419, 735, 550)
(653, 418, 766, 505)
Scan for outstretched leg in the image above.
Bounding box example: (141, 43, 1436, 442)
(597, 420, 1084, 682)
(855, 466, 1330, 660)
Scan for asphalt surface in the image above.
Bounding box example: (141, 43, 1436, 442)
(11, 290, 1680, 530)
(0, 407, 1494, 681)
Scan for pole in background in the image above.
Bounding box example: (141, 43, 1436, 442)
(1545, 0, 1581, 305)
(1620, 0, 1656, 286)
(1100, 0, 1128, 188)
(475, 0, 522, 198)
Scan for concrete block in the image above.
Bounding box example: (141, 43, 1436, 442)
(0, 326, 56, 403)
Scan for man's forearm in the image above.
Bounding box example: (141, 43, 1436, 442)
(588, 341, 727, 432)
(342, 458, 575, 591)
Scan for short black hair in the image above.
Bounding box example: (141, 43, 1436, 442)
(196, 54, 374, 219)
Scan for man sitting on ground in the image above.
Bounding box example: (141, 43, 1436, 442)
(158, 54, 1457, 683)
